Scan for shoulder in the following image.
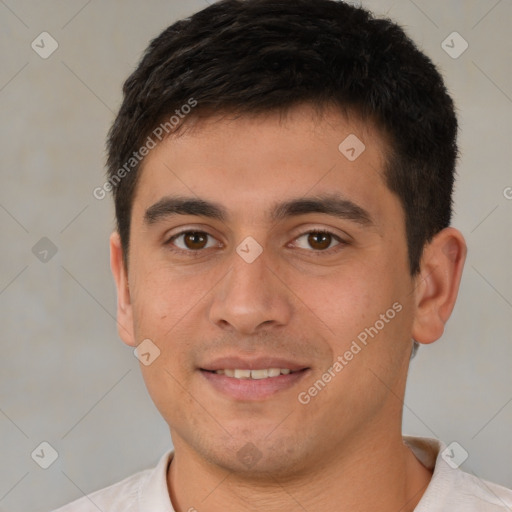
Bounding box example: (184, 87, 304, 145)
(404, 436, 512, 511)
(444, 468, 512, 511)
(50, 450, 174, 512)
(51, 468, 151, 512)
(421, 467, 512, 511)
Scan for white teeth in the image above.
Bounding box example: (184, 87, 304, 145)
(250, 369, 269, 380)
(234, 369, 251, 379)
(213, 368, 296, 379)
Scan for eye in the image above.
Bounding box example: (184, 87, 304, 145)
(165, 229, 346, 256)
(292, 230, 344, 252)
(166, 231, 220, 253)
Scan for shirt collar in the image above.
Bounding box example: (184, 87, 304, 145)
(137, 437, 463, 511)
(137, 449, 175, 511)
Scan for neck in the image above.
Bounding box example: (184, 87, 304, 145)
(167, 428, 432, 512)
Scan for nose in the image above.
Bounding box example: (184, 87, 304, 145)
(208, 246, 293, 335)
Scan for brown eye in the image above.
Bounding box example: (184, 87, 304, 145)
(292, 230, 343, 252)
(307, 232, 333, 250)
(168, 231, 217, 252)
(183, 232, 208, 250)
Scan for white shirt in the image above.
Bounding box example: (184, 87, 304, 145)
(52, 436, 512, 511)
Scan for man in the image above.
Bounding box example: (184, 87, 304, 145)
(54, 0, 512, 510)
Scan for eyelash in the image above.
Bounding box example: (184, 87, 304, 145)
(164, 229, 346, 257)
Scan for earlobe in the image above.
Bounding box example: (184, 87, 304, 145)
(411, 227, 467, 345)
(109, 231, 137, 347)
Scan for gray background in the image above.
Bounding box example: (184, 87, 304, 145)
(1, 1, 511, 511)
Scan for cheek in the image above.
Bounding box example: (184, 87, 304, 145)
(298, 261, 411, 359)
(138, 361, 194, 432)
(129, 260, 218, 383)
(130, 259, 207, 338)
(292, 266, 387, 333)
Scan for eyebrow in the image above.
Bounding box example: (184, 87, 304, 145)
(143, 194, 374, 227)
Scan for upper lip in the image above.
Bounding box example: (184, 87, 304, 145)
(200, 356, 309, 372)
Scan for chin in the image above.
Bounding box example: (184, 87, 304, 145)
(195, 432, 314, 480)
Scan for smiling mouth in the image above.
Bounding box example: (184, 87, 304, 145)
(200, 366, 311, 400)
(201, 368, 308, 380)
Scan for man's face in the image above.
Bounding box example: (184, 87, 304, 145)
(117, 105, 419, 475)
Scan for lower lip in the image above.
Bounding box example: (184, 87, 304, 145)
(200, 369, 310, 401)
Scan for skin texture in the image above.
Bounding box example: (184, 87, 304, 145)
(110, 104, 466, 512)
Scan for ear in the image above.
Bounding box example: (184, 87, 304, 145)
(110, 231, 137, 347)
(411, 227, 467, 345)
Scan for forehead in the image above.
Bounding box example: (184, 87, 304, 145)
(131, 105, 398, 227)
